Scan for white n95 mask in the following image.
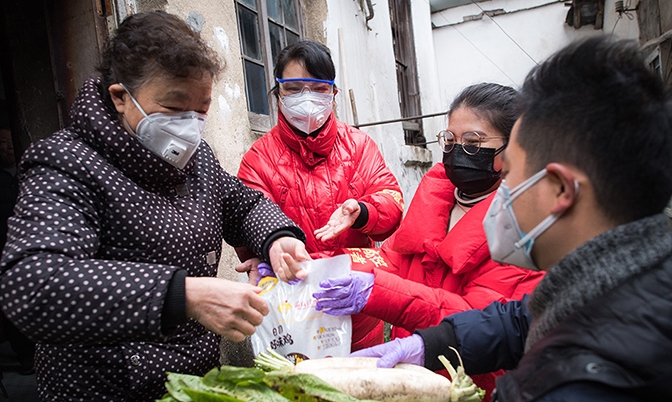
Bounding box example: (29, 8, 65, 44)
(483, 168, 575, 271)
(280, 92, 333, 135)
(120, 83, 205, 169)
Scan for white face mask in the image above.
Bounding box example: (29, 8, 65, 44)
(483, 168, 577, 271)
(119, 83, 205, 169)
(280, 92, 333, 134)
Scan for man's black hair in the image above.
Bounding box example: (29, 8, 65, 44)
(517, 36, 672, 224)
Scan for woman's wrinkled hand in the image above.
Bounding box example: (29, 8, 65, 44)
(268, 236, 312, 283)
(185, 277, 269, 342)
(234, 257, 262, 285)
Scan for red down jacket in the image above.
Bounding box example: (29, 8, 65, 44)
(238, 112, 404, 350)
(238, 112, 403, 255)
(342, 163, 544, 401)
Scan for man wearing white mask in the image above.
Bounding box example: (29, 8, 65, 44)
(348, 36, 672, 401)
(236, 41, 404, 351)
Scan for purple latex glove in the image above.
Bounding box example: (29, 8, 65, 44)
(257, 263, 300, 285)
(256, 263, 275, 285)
(312, 271, 374, 316)
(349, 334, 425, 368)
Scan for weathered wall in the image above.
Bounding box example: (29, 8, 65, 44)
(659, 0, 672, 34)
(411, 0, 449, 168)
(323, 0, 432, 205)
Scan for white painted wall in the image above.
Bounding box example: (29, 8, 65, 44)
(323, 0, 432, 205)
(425, 0, 640, 163)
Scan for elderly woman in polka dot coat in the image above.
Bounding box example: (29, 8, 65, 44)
(0, 11, 311, 401)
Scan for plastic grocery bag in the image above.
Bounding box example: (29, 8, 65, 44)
(250, 254, 352, 363)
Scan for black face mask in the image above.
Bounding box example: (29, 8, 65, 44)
(443, 144, 505, 196)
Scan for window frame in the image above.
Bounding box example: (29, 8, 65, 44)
(389, 0, 426, 147)
(234, 0, 305, 135)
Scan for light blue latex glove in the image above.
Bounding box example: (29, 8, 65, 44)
(257, 262, 300, 285)
(313, 271, 374, 316)
(349, 334, 425, 368)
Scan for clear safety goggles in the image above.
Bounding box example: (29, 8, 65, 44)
(276, 77, 335, 95)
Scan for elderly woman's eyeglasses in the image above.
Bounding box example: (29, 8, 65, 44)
(276, 78, 335, 95)
(437, 130, 507, 155)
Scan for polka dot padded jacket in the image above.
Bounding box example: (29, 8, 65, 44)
(0, 78, 304, 401)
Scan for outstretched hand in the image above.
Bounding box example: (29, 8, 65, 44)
(314, 199, 361, 242)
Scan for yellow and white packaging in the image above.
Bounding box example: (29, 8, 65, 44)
(251, 254, 352, 363)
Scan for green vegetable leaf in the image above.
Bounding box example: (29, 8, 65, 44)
(210, 366, 267, 385)
(165, 372, 212, 402)
(199, 368, 290, 402)
(265, 372, 369, 402)
(156, 394, 180, 402)
(183, 388, 244, 402)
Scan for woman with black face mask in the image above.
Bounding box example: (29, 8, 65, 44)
(440, 83, 511, 225)
(313, 83, 545, 402)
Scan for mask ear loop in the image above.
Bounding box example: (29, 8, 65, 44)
(504, 168, 548, 208)
(118, 83, 150, 118)
(513, 177, 580, 250)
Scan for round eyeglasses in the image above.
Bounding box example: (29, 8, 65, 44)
(276, 78, 335, 95)
(436, 130, 507, 155)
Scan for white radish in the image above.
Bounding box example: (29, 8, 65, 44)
(294, 357, 451, 402)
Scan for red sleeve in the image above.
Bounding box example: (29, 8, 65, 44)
(362, 265, 544, 333)
(362, 269, 472, 333)
(354, 133, 404, 241)
(237, 136, 275, 261)
(237, 141, 275, 201)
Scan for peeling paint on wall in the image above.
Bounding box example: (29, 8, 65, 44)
(187, 11, 205, 33)
(214, 26, 230, 56)
(225, 83, 241, 100)
(218, 94, 232, 122)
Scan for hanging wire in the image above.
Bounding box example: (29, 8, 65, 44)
(426, 0, 520, 86)
(468, 0, 539, 66)
(611, 0, 635, 36)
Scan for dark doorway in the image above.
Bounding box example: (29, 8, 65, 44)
(0, 1, 110, 397)
(0, 0, 111, 161)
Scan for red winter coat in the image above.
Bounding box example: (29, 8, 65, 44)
(238, 112, 404, 351)
(238, 112, 403, 255)
(345, 163, 544, 401)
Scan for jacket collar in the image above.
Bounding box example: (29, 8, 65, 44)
(390, 163, 494, 274)
(277, 111, 338, 166)
(70, 78, 193, 194)
(525, 213, 672, 350)
(496, 248, 672, 401)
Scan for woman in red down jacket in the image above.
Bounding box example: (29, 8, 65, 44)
(236, 40, 404, 351)
(314, 83, 545, 401)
